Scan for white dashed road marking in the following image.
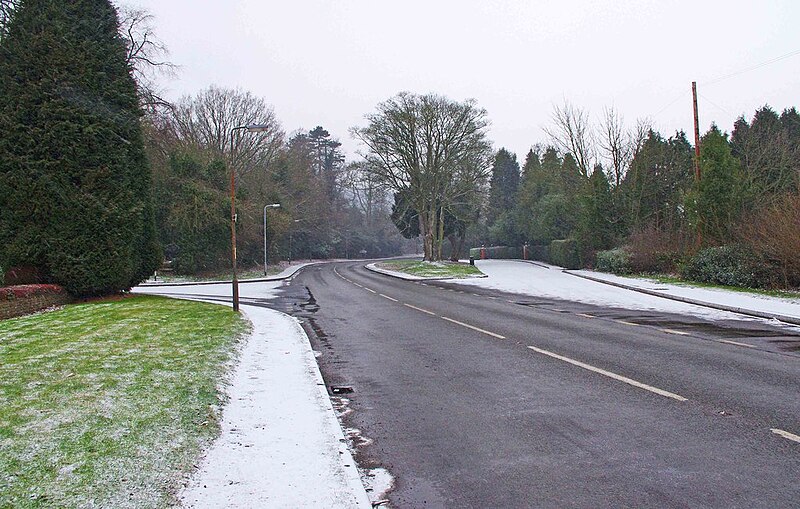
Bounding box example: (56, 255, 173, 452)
(440, 316, 506, 339)
(771, 428, 800, 444)
(403, 303, 436, 316)
(527, 346, 688, 402)
(718, 339, 756, 349)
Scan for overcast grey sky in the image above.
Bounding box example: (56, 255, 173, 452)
(127, 0, 800, 161)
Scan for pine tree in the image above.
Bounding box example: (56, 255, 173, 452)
(575, 164, 614, 255)
(691, 125, 743, 243)
(0, 0, 159, 295)
(487, 148, 520, 222)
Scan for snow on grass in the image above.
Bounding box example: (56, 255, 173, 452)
(375, 260, 484, 279)
(0, 295, 248, 508)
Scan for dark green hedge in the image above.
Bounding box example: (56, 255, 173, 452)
(549, 239, 580, 269)
(680, 245, 771, 288)
(595, 248, 631, 274)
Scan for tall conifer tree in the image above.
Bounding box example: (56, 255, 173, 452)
(0, 0, 159, 295)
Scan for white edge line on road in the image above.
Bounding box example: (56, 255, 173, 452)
(440, 316, 506, 339)
(403, 303, 436, 316)
(661, 328, 690, 336)
(526, 345, 688, 402)
(379, 293, 398, 302)
(718, 339, 756, 348)
(616, 320, 640, 326)
(577, 313, 595, 319)
(771, 428, 800, 444)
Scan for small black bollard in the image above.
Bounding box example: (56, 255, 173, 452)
(469, 256, 475, 265)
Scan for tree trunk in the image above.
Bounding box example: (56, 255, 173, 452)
(437, 206, 445, 261)
(448, 234, 458, 261)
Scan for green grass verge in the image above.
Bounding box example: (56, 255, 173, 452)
(378, 260, 484, 278)
(638, 274, 800, 300)
(0, 295, 249, 508)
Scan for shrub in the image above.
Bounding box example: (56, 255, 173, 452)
(737, 193, 800, 288)
(595, 248, 632, 274)
(549, 239, 580, 269)
(626, 225, 691, 273)
(680, 245, 771, 288)
(527, 244, 550, 263)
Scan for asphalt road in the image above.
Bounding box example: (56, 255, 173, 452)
(272, 261, 800, 508)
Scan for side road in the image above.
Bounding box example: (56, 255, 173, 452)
(132, 276, 372, 508)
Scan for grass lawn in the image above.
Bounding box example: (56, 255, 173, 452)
(0, 295, 249, 508)
(149, 265, 284, 284)
(378, 260, 484, 278)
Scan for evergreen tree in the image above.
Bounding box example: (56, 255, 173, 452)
(575, 164, 614, 256)
(0, 0, 159, 295)
(690, 125, 743, 243)
(155, 152, 229, 274)
(731, 105, 799, 203)
(487, 148, 520, 223)
(486, 148, 520, 245)
(622, 130, 693, 231)
(514, 147, 582, 244)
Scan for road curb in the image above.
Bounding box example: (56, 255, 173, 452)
(564, 270, 800, 326)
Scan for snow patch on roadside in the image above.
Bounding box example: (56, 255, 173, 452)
(362, 467, 394, 507)
(454, 260, 797, 326)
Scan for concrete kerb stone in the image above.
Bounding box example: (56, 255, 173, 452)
(564, 270, 800, 327)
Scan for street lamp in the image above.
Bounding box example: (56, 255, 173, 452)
(263, 203, 281, 275)
(229, 123, 271, 312)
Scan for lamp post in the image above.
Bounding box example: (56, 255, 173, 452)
(229, 124, 271, 312)
(263, 203, 281, 275)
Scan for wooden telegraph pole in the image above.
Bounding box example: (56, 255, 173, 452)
(692, 81, 702, 246)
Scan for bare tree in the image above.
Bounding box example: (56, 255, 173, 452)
(596, 108, 652, 188)
(543, 101, 594, 177)
(597, 106, 629, 187)
(341, 161, 388, 227)
(168, 86, 285, 177)
(352, 93, 493, 261)
(117, 5, 177, 112)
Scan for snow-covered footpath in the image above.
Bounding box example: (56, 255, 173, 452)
(133, 281, 371, 508)
(179, 305, 369, 508)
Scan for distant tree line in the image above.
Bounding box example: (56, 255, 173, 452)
(144, 87, 408, 275)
